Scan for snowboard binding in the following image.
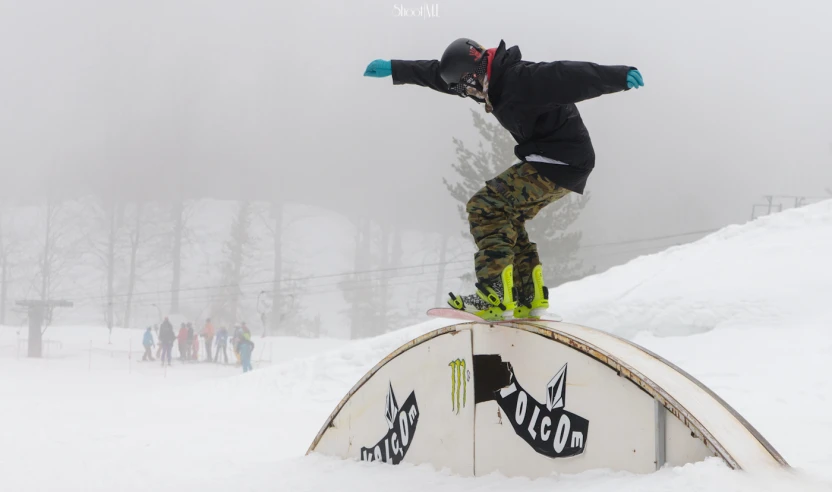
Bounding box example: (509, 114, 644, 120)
(513, 265, 549, 319)
(447, 265, 516, 321)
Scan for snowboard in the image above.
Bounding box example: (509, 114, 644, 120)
(427, 307, 562, 322)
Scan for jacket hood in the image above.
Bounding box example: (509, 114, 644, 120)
(488, 40, 521, 100)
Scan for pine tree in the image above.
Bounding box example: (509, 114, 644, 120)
(214, 202, 254, 325)
(443, 110, 594, 287)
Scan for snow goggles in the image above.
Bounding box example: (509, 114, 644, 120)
(450, 72, 480, 97)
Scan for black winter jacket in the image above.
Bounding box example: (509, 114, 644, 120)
(159, 320, 176, 344)
(391, 40, 633, 194)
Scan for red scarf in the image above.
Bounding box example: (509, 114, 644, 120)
(485, 47, 497, 80)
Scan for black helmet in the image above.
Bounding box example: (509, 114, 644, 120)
(439, 38, 486, 86)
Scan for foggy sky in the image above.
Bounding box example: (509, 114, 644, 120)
(2, 0, 831, 245)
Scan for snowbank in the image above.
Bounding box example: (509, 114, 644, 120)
(555, 199, 832, 338)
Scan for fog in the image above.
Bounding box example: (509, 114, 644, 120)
(2, 0, 831, 271)
(3, 3, 832, 488)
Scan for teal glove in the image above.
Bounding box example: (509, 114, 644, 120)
(364, 59, 392, 77)
(627, 69, 644, 89)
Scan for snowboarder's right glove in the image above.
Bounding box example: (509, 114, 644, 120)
(363, 59, 392, 77)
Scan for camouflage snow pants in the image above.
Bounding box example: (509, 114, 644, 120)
(467, 162, 570, 301)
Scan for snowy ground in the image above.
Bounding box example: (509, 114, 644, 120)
(3, 201, 832, 491)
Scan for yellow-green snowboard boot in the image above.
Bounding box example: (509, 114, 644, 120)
(513, 265, 549, 319)
(447, 265, 517, 321)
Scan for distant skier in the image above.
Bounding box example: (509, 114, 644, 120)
(232, 325, 243, 365)
(153, 323, 162, 359)
(186, 323, 196, 360)
(201, 318, 215, 362)
(158, 317, 176, 366)
(190, 324, 200, 361)
(158, 319, 173, 359)
(364, 39, 643, 319)
(177, 323, 189, 361)
(214, 325, 229, 364)
(237, 332, 255, 373)
(141, 326, 155, 361)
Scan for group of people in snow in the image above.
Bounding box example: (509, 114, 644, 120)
(142, 316, 255, 373)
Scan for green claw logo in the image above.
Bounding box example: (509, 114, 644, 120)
(449, 358, 467, 414)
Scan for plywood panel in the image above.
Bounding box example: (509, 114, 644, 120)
(665, 405, 715, 467)
(473, 325, 656, 477)
(314, 329, 475, 476)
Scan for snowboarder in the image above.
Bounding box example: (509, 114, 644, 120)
(238, 332, 255, 373)
(141, 326, 155, 361)
(364, 39, 643, 320)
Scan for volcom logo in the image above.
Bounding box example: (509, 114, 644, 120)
(473, 355, 589, 459)
(497, 363, 588, 457)
(360, 382, 419, 464)
(449, 358, 468, 413)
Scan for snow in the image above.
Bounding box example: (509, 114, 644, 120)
(556, 200, 832, 338)
(3, 201, 832, 491)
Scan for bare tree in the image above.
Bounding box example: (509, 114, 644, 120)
(340, 217, 373, 339)
(123, 203, 143, 327)
(252, 201, 285, 335)
(81, 196, 173, 329)
(37, 198, 85, 301)
(19, 199, 86, 332)
(165, 199, 196, 315)
(376, 222, 404, 333)
(377, 223, 390, 331)
(84, 196, 122, 331)
(122, 202, 169, 328)
(0, 208, 17, 325)
(339, 218, 406, 339)
(0, 229, 7, 325)
(256, 202, 329, 337)
(170, 200, 184, 314)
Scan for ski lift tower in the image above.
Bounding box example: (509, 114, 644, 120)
(16, 299, 73, 358)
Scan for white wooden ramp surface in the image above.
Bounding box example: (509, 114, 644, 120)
(307, 321, 787, 477)
(514, 320, 787, 473)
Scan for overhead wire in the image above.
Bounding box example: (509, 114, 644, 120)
(48, 226, 723, 306)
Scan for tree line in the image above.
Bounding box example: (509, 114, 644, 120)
(0, 111, 589, 338)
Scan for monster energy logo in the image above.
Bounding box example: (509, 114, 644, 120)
(449, 358, 467, 414)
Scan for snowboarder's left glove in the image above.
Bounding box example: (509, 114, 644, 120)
(364, 59, 392, 77)
(627, 69, 644, 89)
